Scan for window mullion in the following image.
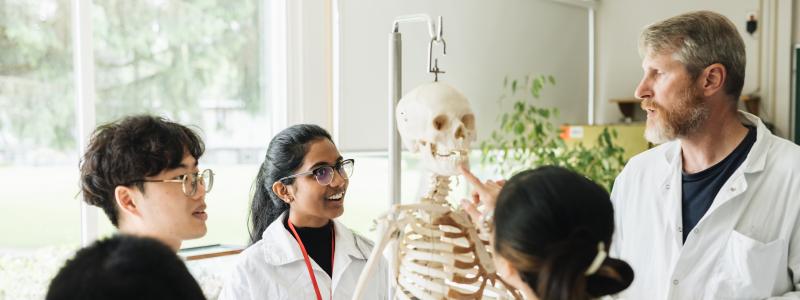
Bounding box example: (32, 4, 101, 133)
(72, 0, 99, 247)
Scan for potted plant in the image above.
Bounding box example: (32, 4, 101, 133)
(480, 74, 627, 192)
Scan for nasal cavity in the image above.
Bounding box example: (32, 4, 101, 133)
(455, 126, 465, 139)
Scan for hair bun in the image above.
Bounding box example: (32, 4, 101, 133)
(586, 257, 634, 297)
(521, 236, 633, 300)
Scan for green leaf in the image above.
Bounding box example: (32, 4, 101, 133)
(482, 73, 628, 190)
(514, 101, 525, 113)
(514, 122, 525, 135)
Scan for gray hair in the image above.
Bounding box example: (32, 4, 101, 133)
(639, 11, 746, 100)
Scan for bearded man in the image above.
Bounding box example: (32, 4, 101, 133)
(609, 11, 800, 299)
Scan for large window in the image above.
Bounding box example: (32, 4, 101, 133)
(0, 0, 80, 249)
(90, 0, 268, 248)
(0, 0, 272, 250)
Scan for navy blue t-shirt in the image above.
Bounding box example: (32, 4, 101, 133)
(681, 126, 756, 242)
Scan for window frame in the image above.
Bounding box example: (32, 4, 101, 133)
(70, 0, 293, 246)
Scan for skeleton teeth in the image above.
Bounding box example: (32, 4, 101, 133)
(432, 149, 467, 158)
(328, 192, 344, 200)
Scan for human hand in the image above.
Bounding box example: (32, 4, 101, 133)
(458, 164, 505, 225)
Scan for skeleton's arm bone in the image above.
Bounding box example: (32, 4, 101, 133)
(352, 218, 399, 300)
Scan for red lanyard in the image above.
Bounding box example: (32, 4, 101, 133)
(287, 220, 335, 300)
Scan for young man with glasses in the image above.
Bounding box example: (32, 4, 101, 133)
(80, 115, 214, 251)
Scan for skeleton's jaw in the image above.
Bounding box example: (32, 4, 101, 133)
(419, 142, 469, 176)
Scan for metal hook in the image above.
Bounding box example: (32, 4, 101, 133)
(427, 16, 446, 81)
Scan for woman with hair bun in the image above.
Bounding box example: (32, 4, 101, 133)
(461, 166, 634, 300)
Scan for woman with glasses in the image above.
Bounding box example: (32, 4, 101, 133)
(220, 124, 388, 300)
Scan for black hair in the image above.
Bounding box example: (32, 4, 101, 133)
(79, 115, 205, 227)
(46, 235, 205, 300)
(248, 124, 333, 244)
(494, 166, 633, 300)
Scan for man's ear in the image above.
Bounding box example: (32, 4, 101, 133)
(272, 181, 293, 204)
(700, 63, 726, 97)
(114, 185, 140, 217)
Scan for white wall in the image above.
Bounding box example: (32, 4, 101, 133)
(770, 0, 793, 137)
(295, 1, 795, 145)
(285, 0, 334, 130)
(794, 1, 799, 139)
(795, 2, 800, 43)
(595, 0, 761, 124)
(335, 0, 590, 151)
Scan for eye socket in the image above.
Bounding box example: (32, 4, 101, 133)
(652, 69, 664, 77)
(433, 115, 448, 130)
(461, 114, 475, 129)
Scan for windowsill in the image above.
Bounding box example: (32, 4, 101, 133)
(182, 245, 245, 300)
(178, 244, 244, 261)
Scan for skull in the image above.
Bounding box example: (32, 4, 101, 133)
(396, 82, 476, 176)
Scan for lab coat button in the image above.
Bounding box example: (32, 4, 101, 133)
(673, 279, 679, 285)
(677, 226, 682, 233)
(665, 184, 671, 190)
(730, 187, 736, 192)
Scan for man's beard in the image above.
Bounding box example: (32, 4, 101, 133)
(642, 86, 709, 144)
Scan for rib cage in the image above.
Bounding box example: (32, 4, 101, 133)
(388, 176, 520, 300)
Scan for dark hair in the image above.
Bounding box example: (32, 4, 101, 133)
(249, 124, 333, 244)
(494, 166, 633, 300)
(79, 115, 205, 227)
(46, 235, 205, 300)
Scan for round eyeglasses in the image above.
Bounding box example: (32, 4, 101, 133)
(134, 169, 214, 197)
(279, 159, 354, 186)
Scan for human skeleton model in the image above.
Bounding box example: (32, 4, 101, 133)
(353, 82, 520, 300)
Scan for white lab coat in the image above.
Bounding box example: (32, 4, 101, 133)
(219, 212, 389, 300)
(610, 111, 800, 299)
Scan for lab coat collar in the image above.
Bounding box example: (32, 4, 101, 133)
(660, 110, 769, 175)
(737, 111, 769, 174)
(260, 211, 368, 267)
(260, 211, 304, 266)
(332, 219, 369, 261)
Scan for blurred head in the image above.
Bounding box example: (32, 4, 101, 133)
(635, 11, 745, 143)
(80, 115, 208, 250)
(493, 166, 633, 300)
(46, 235, 205, 300)
(250, 124, 351, 244)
